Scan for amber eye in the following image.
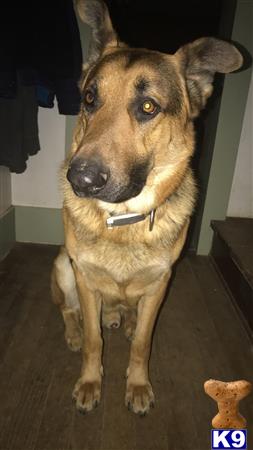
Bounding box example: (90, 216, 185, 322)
(142, 100, 156, 114)
(84, 90, 95, 105)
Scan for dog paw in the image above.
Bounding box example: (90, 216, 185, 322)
(65, 331, 82, 352)
(72, 378, 101, 413)
(125, 382, 155, 416)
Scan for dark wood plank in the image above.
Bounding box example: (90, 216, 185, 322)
(0, 247, 58, 450)
(189, 256, 253, 377)
(189, 256, 253, 450)
(99, 328, 136, 450)
(32, 312, 79, 450)
(153, 259, 215, 450)
(0, 245, 252, 450)
(4, 312, 58, 450)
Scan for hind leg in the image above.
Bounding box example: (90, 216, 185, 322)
(51, 247, 82, 352)
(123, 308, 137, 341)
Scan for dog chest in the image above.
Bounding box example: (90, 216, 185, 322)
(75, 239, 171, 298)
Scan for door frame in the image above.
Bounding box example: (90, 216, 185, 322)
(197, 0, 252, 254)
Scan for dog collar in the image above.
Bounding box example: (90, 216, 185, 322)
(106, 209, 155, 231)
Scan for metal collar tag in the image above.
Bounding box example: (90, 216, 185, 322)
(106, 210, 155, 231)
(149, 209, 155, 231)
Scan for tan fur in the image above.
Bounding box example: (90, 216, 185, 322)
(51, 0, 243, 415)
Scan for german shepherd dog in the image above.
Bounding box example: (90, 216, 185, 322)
(51, 0, 242, 415)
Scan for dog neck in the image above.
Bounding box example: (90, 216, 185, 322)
(106, 209, 156, 231)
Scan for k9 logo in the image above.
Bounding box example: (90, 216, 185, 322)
(211, 430, 247, 449)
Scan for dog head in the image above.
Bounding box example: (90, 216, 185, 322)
(67, 0, 242, 213)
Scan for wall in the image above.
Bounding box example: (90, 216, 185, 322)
(227, 72, 253, 217)
(197, 0, 253, 254)
(11, 105, 66, 244)
(0, 166, 11, 215)
(0, 166, 15, 259)
(11, 106, 65, 209)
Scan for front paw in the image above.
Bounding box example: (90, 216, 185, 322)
(72, 378, 101, 413)
(65, 331, 82, 352)
(125, 382, 155, 416)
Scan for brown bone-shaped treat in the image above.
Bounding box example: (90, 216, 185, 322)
(204, 379, 252, 429)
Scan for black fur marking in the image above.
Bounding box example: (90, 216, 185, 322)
(135, 77, 150, 94)
(108, 159, 150, 203)
(129, 159, 150, 186)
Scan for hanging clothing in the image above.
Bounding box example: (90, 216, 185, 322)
(0, 0, 82, 114)
(0, 78, 40, 173)
(0, 0, 83, 172)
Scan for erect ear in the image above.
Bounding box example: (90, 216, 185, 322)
(176, 37, 243, 118)
(75, 0, 119, 64)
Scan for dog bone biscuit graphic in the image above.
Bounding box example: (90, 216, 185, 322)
(204, 379, 252, 429)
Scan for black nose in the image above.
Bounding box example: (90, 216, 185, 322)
(67, 158, 109, 197)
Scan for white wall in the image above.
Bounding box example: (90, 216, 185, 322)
(11, 106, 66, 208)
(227, 73, 253, 217)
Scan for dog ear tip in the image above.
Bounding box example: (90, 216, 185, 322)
(199, 38, 244, 73)
(223, 47, 244, 73)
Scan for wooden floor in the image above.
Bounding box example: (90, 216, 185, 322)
(0, 244, 253, 450)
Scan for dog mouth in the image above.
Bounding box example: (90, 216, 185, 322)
(71, 183, 104, 198)
(70, 180, 145, 203)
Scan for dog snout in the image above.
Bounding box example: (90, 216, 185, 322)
(67, 158, 109, 197)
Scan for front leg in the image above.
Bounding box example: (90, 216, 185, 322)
(72, 265, 103, 413)
(126, 273, 170, 415)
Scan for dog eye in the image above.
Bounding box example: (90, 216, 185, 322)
(142, 100, 157, 114)
(84, 89, 95, 106)
(84, 91, 94, 104)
